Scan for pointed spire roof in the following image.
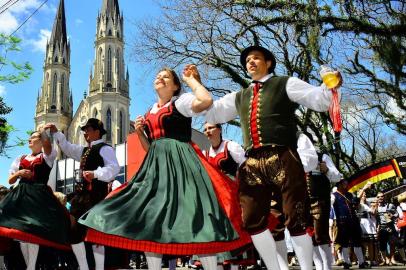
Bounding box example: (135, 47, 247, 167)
(50, 0, 67, 46)
(101, 0, 120, 19)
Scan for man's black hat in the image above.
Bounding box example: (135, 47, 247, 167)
(81, 118, 107, 136)
(240, 45, 276, 74)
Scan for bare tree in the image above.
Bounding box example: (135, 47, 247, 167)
(129, 0, 405, 175)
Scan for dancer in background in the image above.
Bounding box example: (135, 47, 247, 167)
(46, 119, 120, 270)
(306, 136, 341, 270)
(79, 65, 251, 270)
(0, 129, 70, 270)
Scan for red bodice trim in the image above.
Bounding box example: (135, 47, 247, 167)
(19, 153, 44, 181)
(145, 103, 174, 140)
(206, 141, 230, 171)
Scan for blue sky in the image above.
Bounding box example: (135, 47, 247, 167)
(0, 0, 166, 186)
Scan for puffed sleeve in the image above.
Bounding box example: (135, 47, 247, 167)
(174, 93, 205, 117)
(205, 92, 238, 124)
(286, 77, 340, 112)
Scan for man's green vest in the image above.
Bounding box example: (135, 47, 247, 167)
(235, 76, 299, 151)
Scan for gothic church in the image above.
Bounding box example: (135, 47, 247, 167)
(35, 0, 130, 146)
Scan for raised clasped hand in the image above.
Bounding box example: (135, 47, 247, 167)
(44, 123, 58, 133)
(182, 64, 201, 84)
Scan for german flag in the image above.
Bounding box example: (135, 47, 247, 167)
(348, 156, 405, 192)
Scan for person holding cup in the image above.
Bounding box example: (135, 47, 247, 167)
(0, 127, 71, 270)
(205, 45, 342, 270)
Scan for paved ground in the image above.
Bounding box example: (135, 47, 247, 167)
(121, 265, 406, 270)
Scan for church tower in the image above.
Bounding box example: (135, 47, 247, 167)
(69, 0, 130, 146)
(35, 0, 72, 134)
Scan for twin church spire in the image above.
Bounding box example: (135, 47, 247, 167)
(35, 0, 130, 145)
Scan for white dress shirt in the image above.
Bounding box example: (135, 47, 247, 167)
(205, 74, 337, 124)
(296, 133, 318, 173)
(149, 93, 203, 117)
(53, 132, 120, 182)
(202, 140, 247, 167)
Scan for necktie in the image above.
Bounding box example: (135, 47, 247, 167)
(252, 81, 261, 96)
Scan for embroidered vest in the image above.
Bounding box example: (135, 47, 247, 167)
(235, 76, 298, 151)
(333, 191, 356, 221)
(80, 143, 109, 197)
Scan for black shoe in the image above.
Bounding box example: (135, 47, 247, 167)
(359, 262, 370, 269)
(343, 262, 352, 269)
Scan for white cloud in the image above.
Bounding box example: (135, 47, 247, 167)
(75, 19, 83, 25)
(26, 28, 51, 52)
(0, 0, 47, 35)
(0, 85, 6, 96)
(387, 97, 404, 119)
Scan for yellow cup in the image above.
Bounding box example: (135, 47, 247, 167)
(320, 65, 339, 89)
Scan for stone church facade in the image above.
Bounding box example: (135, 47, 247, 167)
(35, 0, 130, 146)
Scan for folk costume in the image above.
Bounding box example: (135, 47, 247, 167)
(305, 145, 340, 270)
(332, 187, 366, 268)
(205, 45, 338, 270)
(203, 140, 246, 178)
(79, 93, 251, 257)
(0, 149, 71, 269)
(53, 120, 120, 270)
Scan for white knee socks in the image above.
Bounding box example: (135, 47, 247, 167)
(92, 245, 105, 270)
(354, 246, 365, 264)
(145, 252, 163, 270)
(318, 244, 333, 270)
(198, 254, 217, 270)
(20, 242, 29, 265)
(26, 243, 39, 270)
(251, 230, 281, 270)
(290, 234, 313, 270)
(341, 247, 350, 264)
(313, 246, 323, 270)
(72, 242, 89, 270)
(275, 240, 289, 270)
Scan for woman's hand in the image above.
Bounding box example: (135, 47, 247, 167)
(18, 169, 33, 179)
(135, 116, 146, 135)
(182, 64, 201, 84)
(44, 123, 58, 134)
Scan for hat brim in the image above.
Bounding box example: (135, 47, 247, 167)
(81, 124, 107, 136)
(240, 45, 276, 74)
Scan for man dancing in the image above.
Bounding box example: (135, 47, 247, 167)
(205, 45, 342, 270)
(46, 119, 120, 270)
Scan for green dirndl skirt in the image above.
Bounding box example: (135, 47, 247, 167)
(80, 138, 251, 255)
(0, 182, 71, 250)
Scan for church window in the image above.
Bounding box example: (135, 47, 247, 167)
(119, 111, 124, 143)
(61, 74, 65, 108)
(106, 108, 112, 141)
(116, 49, 120, 77)
(107, 47, 112, 82)
(98, 48, 103, 75)
(108, 29, 112, 36)
(52, 73, 57, 104)
(54, 56, 58, 63)
(93, 109, 98, 118)
(117, 32, 120, 38)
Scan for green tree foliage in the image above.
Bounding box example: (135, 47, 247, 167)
(0, 33, 33, 155)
